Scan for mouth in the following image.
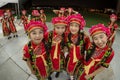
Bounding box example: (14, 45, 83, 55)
(35, 39, 41, 40)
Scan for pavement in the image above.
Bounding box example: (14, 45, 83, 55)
(0, 21, 120, 80)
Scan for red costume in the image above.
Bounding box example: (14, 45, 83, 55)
(45, 17, 67, 72)
(8, 15, 17, 33)
(0, 12, 11, 36)
(108, 14, 118, 47)
(23, 21, 48, 80)
(66, 14, 91, 75)
(77, 23, 114, 80)
(20, 10, 28, 31)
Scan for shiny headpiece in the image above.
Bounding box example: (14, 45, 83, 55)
(66, 14, 86, 30)
(89, 23, 110, 37)
(52, 16, 68, 26)
(26, 20, 48, 33)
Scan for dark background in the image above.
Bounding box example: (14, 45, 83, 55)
(32, 0, 118, 9)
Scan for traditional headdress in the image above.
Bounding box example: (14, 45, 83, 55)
(26, 20, 48, 33)
(52, 17, 68, 26)
(66, 14, 86, 30)
(89, 23, 110, 37)
(110, 14, 117, 20)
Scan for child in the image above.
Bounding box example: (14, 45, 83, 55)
(108, 14, 118, 47)
(46, 16, 67, 79)
(0, 11, 11, 39)
(6, 9, 18, 38)
(77, 23, 114, 80)
(39, 9, 46, 25)
(31, 9, 41, 21)
(66, 14, 91, 80)
(19, 9, 28, 32)
(23, 20, 49, 80)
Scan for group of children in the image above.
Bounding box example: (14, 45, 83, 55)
(0, 9, 18, 39)
(22, 8, 118, 80)
(0, 7, 117, 80)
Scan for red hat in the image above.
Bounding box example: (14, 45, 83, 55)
(52, 16, 68, 26)
(32, 10, 40, 16)
(66, 14, 86, 30)
(26, 20, 48, 33)
(110, 14, 117, 20)
(89, 23, 110, 37)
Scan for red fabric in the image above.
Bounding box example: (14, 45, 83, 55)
(79, 46, 114, 80)
(50, 31, 61, 71)
(1, 18, 11, 36)
(67, 45, 83, 74)
(8, 17, 17, 33)
(21, 15, 28, 31)
(23, 41, 48, 78)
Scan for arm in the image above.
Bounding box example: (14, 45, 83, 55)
(109, 30, 116, 40)
(26, 59, 35, 74)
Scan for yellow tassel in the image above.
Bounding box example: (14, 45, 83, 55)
(84, 58, 100, 75)
(53, 42, 59, 59)
(73, 44, 78, 63)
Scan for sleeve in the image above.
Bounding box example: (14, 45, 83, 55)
(101, 50, 114, 68)
(23, 44, 30, 61)
(84, 33, 91, 50)
(114, 23, 118, 30)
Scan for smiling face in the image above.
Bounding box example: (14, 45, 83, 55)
(110, 17, 116, 22)
(69, 22, 80, 35)
(92, 32, 108, 48)
(54, 25, 66, 35)
(29, 27, 44, 45)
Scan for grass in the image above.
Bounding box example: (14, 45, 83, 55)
(37, 8, 120, 28)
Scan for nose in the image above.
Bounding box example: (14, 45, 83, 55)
(36, 34, 40, 38)
(98, 39, 102, 44)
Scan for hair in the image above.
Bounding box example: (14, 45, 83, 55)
(85, 42, 96, 61)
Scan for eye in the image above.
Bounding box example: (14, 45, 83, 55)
(32, 32, 36, 35)
(39, 31, 43, 34)
(100, 35, 103, 39)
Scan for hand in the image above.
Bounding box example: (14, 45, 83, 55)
(31, 70, 36, 75)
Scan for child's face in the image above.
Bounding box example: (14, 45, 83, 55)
(54, 25, 66, 35)
(70, 22, 79, 35)
(29, 28, 44, 45)
(110, 17, 116, 22)
(92, 33, 108, 48)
